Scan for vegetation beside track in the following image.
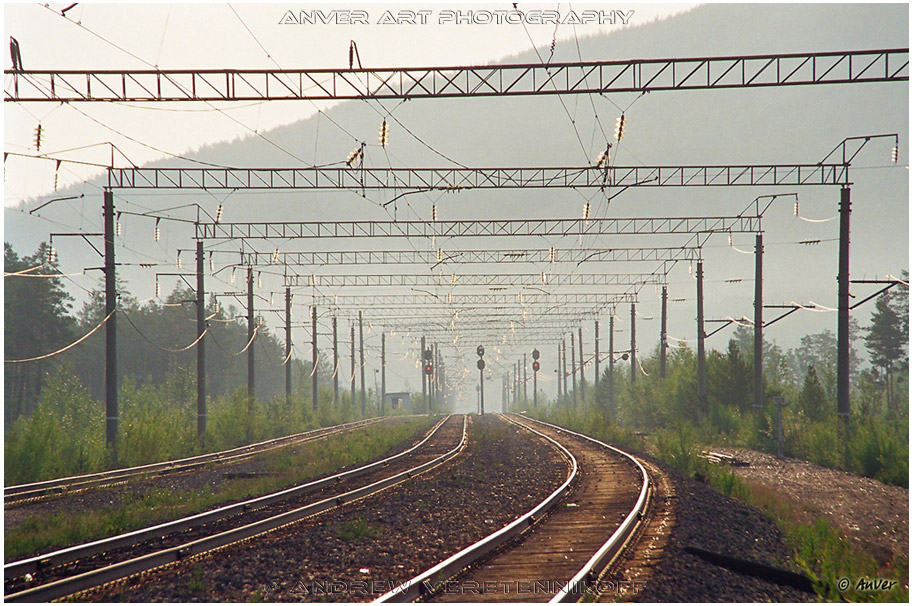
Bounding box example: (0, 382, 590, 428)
(4, 416, 434, 560)
(528, 405, 908, 602)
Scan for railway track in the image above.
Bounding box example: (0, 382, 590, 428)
(4, 415, 467, 603)
(377, 413, 651, 603)
(4, 416, 390, 506)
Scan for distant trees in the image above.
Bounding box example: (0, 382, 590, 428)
(864, 274, 909, 413)
(4, 243, 76, 422)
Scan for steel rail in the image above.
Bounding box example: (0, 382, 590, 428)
(374, 413, 578, 603)
(5, 415, 466, 603)
(518, 415, 652, 603)
(4, 417, 385, 503)
(373, 413, 650, 603)
(5, 415, 447, 580)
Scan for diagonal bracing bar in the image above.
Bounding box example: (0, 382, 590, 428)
(196, 216, 761, 240)
(5, 49, 906, 102)
(113, 164, 847, 190)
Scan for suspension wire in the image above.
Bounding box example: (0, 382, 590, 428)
(4, 263, 46, 276)
(121, 310, 208, 352)
(5, 308, 115, 363)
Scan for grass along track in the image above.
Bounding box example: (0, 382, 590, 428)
(4, 416, 435, 562)
(4, 415, 468, 603)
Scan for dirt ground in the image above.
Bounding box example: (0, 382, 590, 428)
(711, 447, 908, 567)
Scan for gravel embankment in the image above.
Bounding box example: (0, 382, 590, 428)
(714, 446, 908, 565)
(82, 414, 569, 602)
(634, 458, 815, 603)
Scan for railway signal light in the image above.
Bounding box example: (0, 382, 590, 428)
(477, 345, 485, 357)
(532, 348, 540, 360)
(614, 114, 625, 141)
(532, 360, 540, 372)
(424, 362, 433, 375)
(477, 359, 485, 370)
(423, 348, 432, 360)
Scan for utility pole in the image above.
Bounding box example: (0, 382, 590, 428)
(556, 342, 561, 401)
(284, 287, 291, 407)
(594, 320, 600, 391)
(312, 306, 318, 411)
(381, 332, 386, 414)
(578, 326, 585, 401)
(350, 323, 356, 409)
(103, 189, 119, 450)
(609, 315, 615, 416)
(421, 335, 427, 414)
(660, 285, 668, 379)
(332, 316, 339, 402)
(523, 353, 528, 407)
(247, 267, 255, 409)
(697, 261, 707, 408)
(562, 337, 568, 397)
(754, 235, 764, 410)
(503, 375, 507, 412)
(837, 188, 851, 427)
(195, 240, 206, 437)
(359, 310, 365, 416)
(630, 303, 637, 385)
(571, 331, 577, 406)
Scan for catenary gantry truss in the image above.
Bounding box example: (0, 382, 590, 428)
(306, 293, 639, 307)
(111, 164, 848, 190)
(196, 216, 761, 240)
(5, 49, 907, 102)
(281, 272, 663, 288)
(209, 247, 700, 267)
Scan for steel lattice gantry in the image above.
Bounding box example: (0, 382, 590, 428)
(282, 272, 662, 288)
(225, 246, 699, 266)
(113, 164, 847, 191)
(307, 293, 639, 307)
(5, 49, 907, 102)
(196, 216, 761, 240)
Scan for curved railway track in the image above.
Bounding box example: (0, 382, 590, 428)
(377, 413, 651, 603)
(4, 415, 467, 603)
(4, 416, 390, 506)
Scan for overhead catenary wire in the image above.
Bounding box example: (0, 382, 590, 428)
(5, 308, 115, 363)
(121, 311, 209, 352)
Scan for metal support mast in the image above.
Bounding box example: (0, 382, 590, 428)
(103, 190, 118, 449)
(332, 316, 339, 402)
(284, 287, 291, 406)
(312, 306, 318, 411)
(247, 267, 255, 408)
(754, 235, 764, 409)
(195, 240, 206, 437)
(381, 332, 386, 415)
(697, 261, 707, 407)
(660, 286, 668, 379)
(359, 310, 365, 416)
(630, 303, 637, 384)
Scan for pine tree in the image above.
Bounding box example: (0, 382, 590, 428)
(798, 365, 829, 421)
(865, 293, 905, 412)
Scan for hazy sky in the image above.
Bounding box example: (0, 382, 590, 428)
(3, 2, 696, 205)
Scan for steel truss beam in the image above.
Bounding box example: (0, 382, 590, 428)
(307, 293, 639, 307)
(6, 49, 906, 102)
(114, 164, 846, 190)
(227, 246, 699, 266)
(197, 216, 760, 240)
(283, 272, 662, 288)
